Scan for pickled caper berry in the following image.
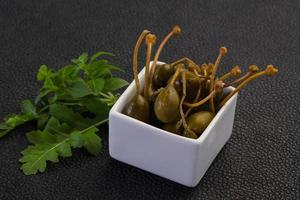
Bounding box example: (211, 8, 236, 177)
(123, 95, 149, 122)
(186, 111, 214, 136)
(154, 86, 180, 123)
(153, 64, 175, 89)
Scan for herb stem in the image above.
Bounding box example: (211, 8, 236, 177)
(79, 118, 109, 134)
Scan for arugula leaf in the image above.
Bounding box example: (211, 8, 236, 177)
(84, 59, 122, 79)
(49, 104, 94, 129)
(0, 100, 37, 138)
(44, 117, 72, 135)
(81, 129, 102, 155)
(69, 79, 93, 98)
(35, 89, 52, 104)
(37, 65, 52, 81)
(0, 51, 128, 175)
(21, 100, 37, 116)
(70, 127, 102, 155)
(88, 78, 105, 94)
(58, 65, 80, 81)
(37, 113, 49, 129)
(0, 114, 34, 138)
(99, 92, 119, 107)
(89, 51, 114, 63)
(26, 130, 58, 145)
(82, 98, 110, 116)
(72, 53, 88, 67)
(103, 77, 128, 92)
(44, 77, 58, 91)
(20, 125, 102, 175)
(20, 132, 71, 175)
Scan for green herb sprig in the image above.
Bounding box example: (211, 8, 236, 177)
(0, 52, 128, 175)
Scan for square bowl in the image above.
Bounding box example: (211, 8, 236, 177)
(109, 62, 238, 187)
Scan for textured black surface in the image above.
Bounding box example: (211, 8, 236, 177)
(0, 0, 299, 199)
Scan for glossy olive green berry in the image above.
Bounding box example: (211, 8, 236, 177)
(154, 86, 180, 123)
(123, 94, 149, 122)
(171, 77, 182, 95)
(168, 70, 201, 101)
(186, 111, 214, 136)
(186, 72, 202, 101)
(153, 64, 175, 89)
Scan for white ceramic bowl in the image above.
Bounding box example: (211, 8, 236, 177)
(109, 62, 238, 187)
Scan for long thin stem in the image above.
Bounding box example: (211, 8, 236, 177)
(185, 82, 202, 117)
(204, 63, 214, 82)
(133, 30, 150, 95)
(225, 65, 258, 87)
(79, 118, 109, 134)
(225, 72, 251, 87)
(144, 34, 156, 99)
(149, 26, 181, 89)
(179, 70, 198, 139)
(207, 63, 214, 74)
(209, 47, 227, 114)
(190, 67, 205, 78)
(218, 65, 278, 109)
(200, 63, 208, 76)
(176, 79, 202, 132)
(219, 66, 241, 82)
(215, 80, 224, 95)
(184, 90, 216, 108)
(179, 71, 187, 129)
(219, 72, 231, 82)
(171, 57, 198, 68)
(169, 64, 183, 86)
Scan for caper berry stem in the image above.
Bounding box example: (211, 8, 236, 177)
(192, 69, 206, 79)
(202, 63, 214, 82)
(176, 79, 202, 132)
(201, 64, 207, 76)
(150, 26, 181, 89)
(218, 65, 278, 109)
(225, 65, 259, 87)
(144, 34, 156, 99)
(133, 30, 150, 95)
(184, 90, 216, 108)
(200, 63, 208, 76)
(150, 87, 164, 99)
(219, 65, 241, 82)
(185, 82, 202, 117)
(179, 70, 188, 129)
(180, 70, 198, 139)
(215, 80, 224, 94)
(219, 72, 231, 82)
(169, 64, 183, 86)
(171, 57, 198, 68)
(207, 63, 214, 75)
(209, 47, 227, 114)
(225, 72, 251, 87)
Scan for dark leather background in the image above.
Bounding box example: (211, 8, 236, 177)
(0, 0, 299, 199)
